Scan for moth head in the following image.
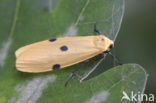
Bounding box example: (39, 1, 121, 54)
(95, 35, 114, 51)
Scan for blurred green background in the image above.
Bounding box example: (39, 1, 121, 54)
(115, 0, 156, 95)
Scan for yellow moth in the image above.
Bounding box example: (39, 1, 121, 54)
(15, 35, 114, 73)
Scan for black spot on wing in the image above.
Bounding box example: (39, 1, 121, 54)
(52, 64, 60, 70)
(60, 45, 68, 51)
(49, 38, 57, 42)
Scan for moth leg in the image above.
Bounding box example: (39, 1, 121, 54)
(65, 60, 89, 87)
(94, 21, 101, 35)
(107, 51, 122, 65)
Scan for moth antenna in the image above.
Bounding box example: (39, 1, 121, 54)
(94, 21, 101, 35)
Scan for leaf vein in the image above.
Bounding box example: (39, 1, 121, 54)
(8, 0, 20, 41)
(108, 68, 140, 91)
(74, 0, 90, 26)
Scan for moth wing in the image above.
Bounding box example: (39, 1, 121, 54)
(15, 41, 45, 58)
(16, 36, 103, 73)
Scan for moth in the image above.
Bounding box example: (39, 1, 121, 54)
(15, 22, 120, 86)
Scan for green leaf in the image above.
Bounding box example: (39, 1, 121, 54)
(0, 0, 148, 103)
(36, 64, 147, 103)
